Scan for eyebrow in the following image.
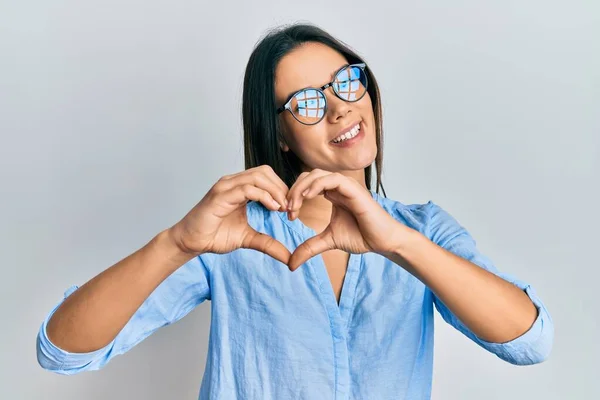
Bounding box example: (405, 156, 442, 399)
(282, 63, 348, 102)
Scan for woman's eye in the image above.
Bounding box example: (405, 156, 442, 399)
(297, 100, 317, 109)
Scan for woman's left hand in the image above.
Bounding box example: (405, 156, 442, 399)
(286, 169, 415, 271)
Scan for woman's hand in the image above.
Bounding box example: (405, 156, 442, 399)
(168, 165, 292, 265)
(286, 169, 414, 271)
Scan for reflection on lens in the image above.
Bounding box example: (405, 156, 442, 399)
(333, 66, 367, 101)
(291, 89, 325, 124)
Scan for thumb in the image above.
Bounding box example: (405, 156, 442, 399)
(288, 231, 334, 272)
(242, 227, 291, 266)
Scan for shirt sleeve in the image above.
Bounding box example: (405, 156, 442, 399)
(36, 253, 211, 375)
(425, 201, 554, 366)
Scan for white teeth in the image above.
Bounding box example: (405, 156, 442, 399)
(332, 123, 361, 143)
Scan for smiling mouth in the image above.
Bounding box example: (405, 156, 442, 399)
(331, 122, 361, 143)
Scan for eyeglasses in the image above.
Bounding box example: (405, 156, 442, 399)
(276, 63, 368, 125)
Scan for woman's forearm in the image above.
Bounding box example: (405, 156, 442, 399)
(46, 228, 197, 353)
(385, 228, 538, 343)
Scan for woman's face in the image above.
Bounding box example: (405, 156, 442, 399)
(274, 42, 378, 174)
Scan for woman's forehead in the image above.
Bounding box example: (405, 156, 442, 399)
(275, 43, 347, 100)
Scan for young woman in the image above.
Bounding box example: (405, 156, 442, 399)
(37, 23, 553, 399)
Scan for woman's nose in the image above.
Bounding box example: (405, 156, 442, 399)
(326, 91, 352, 122)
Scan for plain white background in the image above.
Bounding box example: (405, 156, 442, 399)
(1, 1, 598, 399)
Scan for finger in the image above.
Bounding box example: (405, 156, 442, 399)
(287, 169, 330, 219)
(248, 165, 290, 206)
(217, 165, 289, 208)
(223, 170, 288, 211)
(287, 171, 311, 201)
(242, 228, 291, 265)
(303, 173, 358, 200)
(302, 174, 370, 217)
(285, 171, 308, 219)
(257, 165, 290, 200)
(249, 166, 289, 210)
(286, 171, 311, 212)
(222, 164, 282, 188)
(224, 184, 283, 211)
(288, 231, 334, 271)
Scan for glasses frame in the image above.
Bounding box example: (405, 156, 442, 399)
(276, 62, 368, 126)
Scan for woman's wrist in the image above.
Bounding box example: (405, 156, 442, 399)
(148, 228, 201, 273)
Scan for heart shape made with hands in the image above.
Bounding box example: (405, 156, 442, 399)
(248, 169, 405, 272)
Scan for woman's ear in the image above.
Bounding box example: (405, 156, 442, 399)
(279, 132, 290, 152)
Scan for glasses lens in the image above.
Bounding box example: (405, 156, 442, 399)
(290, 88, 326, 124)
(333, 65, 367, 101)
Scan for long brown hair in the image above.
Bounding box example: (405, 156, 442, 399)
(242, 23, 386, 197)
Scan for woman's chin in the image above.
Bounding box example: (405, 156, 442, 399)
(338, 156, 377, 173)
(353, 149, 378, 170)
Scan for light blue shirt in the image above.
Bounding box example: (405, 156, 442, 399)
(37, 191, 553, 399)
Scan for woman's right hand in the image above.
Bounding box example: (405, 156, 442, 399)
(167, 165, 292, 265)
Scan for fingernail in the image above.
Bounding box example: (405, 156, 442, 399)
(272, 199, 281, 209)
(302, 189, 309, 197)
(287, 200, 293, 211)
